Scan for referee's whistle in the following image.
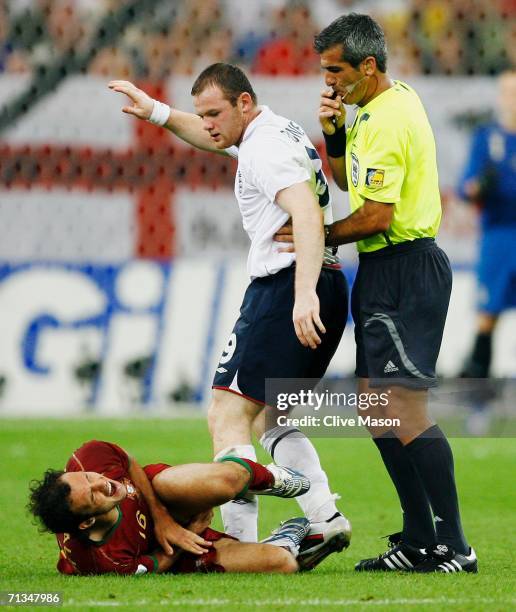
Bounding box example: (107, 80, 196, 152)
(329, 89, 339, 126)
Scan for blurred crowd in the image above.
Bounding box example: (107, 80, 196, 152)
(0, 0, 514, 79)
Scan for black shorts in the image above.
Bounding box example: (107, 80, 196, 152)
(212, 265, 349, 404)
(351, 238, 452, 389)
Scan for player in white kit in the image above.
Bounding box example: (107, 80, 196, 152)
(109, 64, 351, 563)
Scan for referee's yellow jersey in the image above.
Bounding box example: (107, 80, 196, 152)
(345, 80, 442, 253)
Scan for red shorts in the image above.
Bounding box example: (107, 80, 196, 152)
(143, 463, 171, 480)
(173, 528, 236, 574)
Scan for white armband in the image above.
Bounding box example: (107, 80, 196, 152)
(148, 100, 171, 127)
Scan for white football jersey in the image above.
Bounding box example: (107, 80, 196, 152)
(226, 106, 337, 279)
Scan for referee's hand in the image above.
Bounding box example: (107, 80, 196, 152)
(274, 221, 295, 252)
(108, 80, 154, 120)
(319, 88, 346, 135)
(293, 290, 326, 350)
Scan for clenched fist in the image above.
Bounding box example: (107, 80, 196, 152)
(319, 88, 346, 135)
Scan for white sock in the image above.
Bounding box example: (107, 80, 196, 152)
(214, 444, 258, 542)
(260, 426, 339, 522)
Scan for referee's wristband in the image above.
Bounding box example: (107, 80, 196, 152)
(323, 124, 346, 158)
(148, 99, 171, 126)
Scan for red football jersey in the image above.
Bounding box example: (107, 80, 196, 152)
(55, 440, 158, 575)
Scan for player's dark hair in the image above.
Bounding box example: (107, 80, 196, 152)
(28, 469, 85, 535)
(191, 63, 258, 106)
(314, 13, 387, 73)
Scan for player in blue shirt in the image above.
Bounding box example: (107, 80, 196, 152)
(458, 70, 516, 379)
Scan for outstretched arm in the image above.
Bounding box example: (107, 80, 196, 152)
(108, 80, 228, 155)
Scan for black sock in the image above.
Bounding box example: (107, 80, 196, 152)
(405, 425, 469, 554)
(462, 332, 492, 378)
(374, 432, 435, 548)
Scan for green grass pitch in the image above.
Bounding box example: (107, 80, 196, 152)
(0, 418, 514, 611)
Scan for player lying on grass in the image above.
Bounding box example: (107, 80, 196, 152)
(28, 440, 342, 575)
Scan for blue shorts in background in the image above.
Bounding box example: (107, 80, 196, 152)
(477, 226, 516, 315)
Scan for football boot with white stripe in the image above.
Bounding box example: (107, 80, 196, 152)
(413, 544, 478, 573)
(254, 464, 310, 498)
(297, 512, 351, 571)
(355, 532, 427, 572)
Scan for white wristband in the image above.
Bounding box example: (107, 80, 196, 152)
(148, 99, 171, 126)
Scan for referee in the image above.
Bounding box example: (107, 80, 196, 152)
(277, 13, 476, 573)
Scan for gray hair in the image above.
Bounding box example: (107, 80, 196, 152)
(314, 13, 387, 73)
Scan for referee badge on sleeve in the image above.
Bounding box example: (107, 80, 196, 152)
(351, 153, 360, 187)
(366, 168, 385, 187)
